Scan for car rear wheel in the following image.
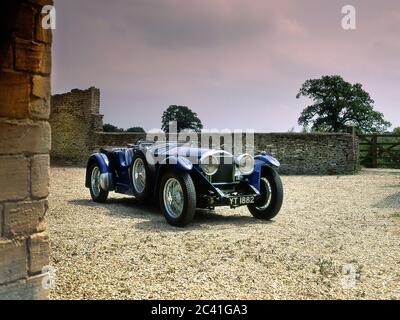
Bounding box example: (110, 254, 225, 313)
(89, 163, 109, 203)
(248, 168, 283, 220)
(131, 153, 150, 202)
(159, 169, 196, 227)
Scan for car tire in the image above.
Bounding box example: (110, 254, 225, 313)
(130, 153, 151, 202)
(248, 168, 283, 220)
(159, 169, 196, 227)
(89, 163, 109, 203)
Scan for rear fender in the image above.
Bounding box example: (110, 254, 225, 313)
(85, 153, 113, 190)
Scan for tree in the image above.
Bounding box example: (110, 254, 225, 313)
(126, 126, 145, 133)
(301, 125, 311, 133)
(103, 123, 124, 132)
(393, 127, 400, 135)
(296, 75, 391, 133)
(161, 105, 203, 133)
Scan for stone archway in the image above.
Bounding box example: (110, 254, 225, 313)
(0, 0, 53, 299)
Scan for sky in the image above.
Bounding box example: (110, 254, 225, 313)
(52, 0, 400, 132)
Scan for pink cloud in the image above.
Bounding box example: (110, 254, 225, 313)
(53, 0, 400, 131)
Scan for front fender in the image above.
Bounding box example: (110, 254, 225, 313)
(254, 154, 280, 168)
(152, 156, 193, 202)
(85, 153, 112, 188)
(246, 154, 280, 191)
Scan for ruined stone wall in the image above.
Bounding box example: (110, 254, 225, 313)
(0, 0, 52, 299)
(50, 87, 102, 163)
(50, 87, 146, 163)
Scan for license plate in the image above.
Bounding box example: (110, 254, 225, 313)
(229, 196, 255, 206)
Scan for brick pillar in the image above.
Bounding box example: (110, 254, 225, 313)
(0, 0, 52, 300)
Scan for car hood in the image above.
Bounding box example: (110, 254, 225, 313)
(149, 144, 231, 160)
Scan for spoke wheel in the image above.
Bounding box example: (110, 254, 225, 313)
(130, 153, 151, 202)
(248, 168, 283, 220)
(163, 178, 184, 218)
(91, 166, 101, 197)
(159, 169, 196, 227)
(89, 164, 108, 203)
(132, 158, 146, 194)
(255, 178, 272, 210)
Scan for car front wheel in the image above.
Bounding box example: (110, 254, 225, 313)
(159, 169, 196, 227)
(248, 168, 283, 220)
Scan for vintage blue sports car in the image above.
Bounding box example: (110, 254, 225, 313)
(85, 140, 283, 227)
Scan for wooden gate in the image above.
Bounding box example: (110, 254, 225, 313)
(358, 134, 400, 168)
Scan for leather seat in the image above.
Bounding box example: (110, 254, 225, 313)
(100, 147, 122, 167)
(99, 147, 115, 158)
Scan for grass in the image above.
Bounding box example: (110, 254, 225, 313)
(314, 258, 337, 277)
(391, 213, 400, 219)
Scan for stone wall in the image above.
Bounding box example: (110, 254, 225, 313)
(51, 87, 103, 163)
(0, 0, 52, 299)
(50, 88, 358, 174)
(51, 88, 146, 163)
(254, 133, 358, 175)
(93, 132, 359, 175)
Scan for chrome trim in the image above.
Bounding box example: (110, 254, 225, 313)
(248, 184, 261, 196)
(132, 157, 146, 193)
(100, 173, 113, 191)
(236, 154, 255, 176)
(200, 149, 231, 159)
(163, 177, 184, 218)
(200, 153, 220, 176)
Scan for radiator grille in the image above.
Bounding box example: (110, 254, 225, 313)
(211, 155, 235, 183)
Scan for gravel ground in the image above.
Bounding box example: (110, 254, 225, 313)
(48, 167, 400, 300)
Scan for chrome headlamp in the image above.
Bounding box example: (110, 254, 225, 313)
(236, 154, 255, 176)
(200, 154, 219, 176)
